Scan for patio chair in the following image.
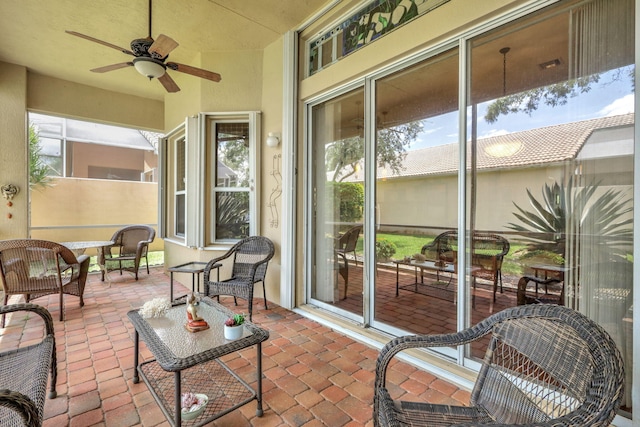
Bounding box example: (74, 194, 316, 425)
(100, 225, 155, 281)
(203, 236, 275, 321)
(374, 304, 624, 427)
(0, 239, 90, 323)
(334, 225, 362, 298)
(0, 303, 58, 426)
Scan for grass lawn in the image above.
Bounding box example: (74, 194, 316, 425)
(87, 251, 165, 273)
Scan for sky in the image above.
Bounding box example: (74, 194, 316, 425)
(408, 66, 635, 151)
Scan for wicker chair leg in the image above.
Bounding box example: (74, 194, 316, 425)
(58, 290, 64, 321)
(1, 294, 7, 328)
(262, 281, 268, 310)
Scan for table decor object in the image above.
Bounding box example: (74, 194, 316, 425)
(181, 392, 208, 420)
(139, 298, 171, 319)
(185, 293, 209, 332)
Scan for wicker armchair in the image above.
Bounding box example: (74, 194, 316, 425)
(0, 303, 57, 426)
(334, 225, 362, 299)
(100, 225, 155, 281)
(0, 239, 89, 323)
(374, 304, 624, 427)
(421, 231, 510, 301)
(203, 236, 274, 321)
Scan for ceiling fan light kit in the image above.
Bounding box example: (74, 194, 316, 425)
(133, 57, 166, 79)
(65, 0, 220, 93)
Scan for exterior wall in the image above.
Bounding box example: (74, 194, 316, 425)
(71, 143, 148, 178)
(0, 62, 29, 239)
(30, 177, 162, 256)
(376, 166, 563, 235)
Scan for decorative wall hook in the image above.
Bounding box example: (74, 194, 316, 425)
(1, 184, 19, 201)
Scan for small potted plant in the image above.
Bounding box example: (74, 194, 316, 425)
(224, 313, 245, 340)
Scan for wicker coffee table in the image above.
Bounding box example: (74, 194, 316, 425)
(127, 298, 269, 426)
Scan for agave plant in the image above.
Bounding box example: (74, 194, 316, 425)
(507, 177, 633, 260)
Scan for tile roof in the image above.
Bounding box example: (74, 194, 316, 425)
(381, 113, 634, 179)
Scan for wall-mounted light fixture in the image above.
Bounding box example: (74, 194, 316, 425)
(266, 132, 281, 147)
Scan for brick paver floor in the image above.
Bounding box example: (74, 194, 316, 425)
(0, 267, 470, 426)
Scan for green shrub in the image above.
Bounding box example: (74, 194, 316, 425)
(327, 181, 364, 224)
(375, 238, 397, 261)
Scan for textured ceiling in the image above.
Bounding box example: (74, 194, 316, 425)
(0, 0, 327, 100)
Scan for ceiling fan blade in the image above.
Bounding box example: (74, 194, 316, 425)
(65, 30, 135, 56)
(166, 62, 221, 82)
(149, 34, 179, 59)
(90, 62, 134, 73)
(158, 73, 180, 93)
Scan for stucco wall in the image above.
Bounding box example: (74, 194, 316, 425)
(30, 177, 162, 255)
(0, 62, 29, 239)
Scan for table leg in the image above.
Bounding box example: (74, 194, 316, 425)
(256, 342, 263, 417)
(175, 371, 182, 425)
(170, 271, 174, 301)
(395, 264, 400, 296)
(133, 331, 139, 384)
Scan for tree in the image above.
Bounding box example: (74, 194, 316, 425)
(28, 124, 53, 190)
(326, 121, 423, 182)
(484, 65, 634, 124)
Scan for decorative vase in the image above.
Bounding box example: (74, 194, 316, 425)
(224, 324, 243, 340)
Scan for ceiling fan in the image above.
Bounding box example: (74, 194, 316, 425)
(66, 0, 221, 93)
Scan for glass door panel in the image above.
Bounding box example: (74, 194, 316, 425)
(467, 0, 634, 415)
(309, 88, 365, 319)
(373, 48, 460, 336)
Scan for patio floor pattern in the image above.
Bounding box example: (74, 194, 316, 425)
(0, 266, 471, 427)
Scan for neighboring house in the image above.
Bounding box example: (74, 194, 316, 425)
(29, 112, 159, 182)
(369, 113, 634, 233)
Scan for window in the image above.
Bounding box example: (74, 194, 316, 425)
(160, 112, 260, 247)
(208, 121, 251, 242)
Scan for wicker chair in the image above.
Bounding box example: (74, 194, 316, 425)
(334, 225, 362, 299)
(0, 303, 57, 426)
(0, 239, 89, 324)
(374, 304, 624, 427)
(421, 231, 510, 301)
(203, 236, 275, 321)
(100, 225, 155, 281)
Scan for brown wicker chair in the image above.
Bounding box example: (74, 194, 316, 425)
(374, 304, 624, 427)
(421, 231, 510, 301)
(100, 225, 155, 281)
(334, 225, 362, 299)
(0, 239, 89, 323)
(203, 236, 274, 321)
(0, 303, 57, 426)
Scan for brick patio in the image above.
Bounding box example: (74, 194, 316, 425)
(0, 267, 470, 426)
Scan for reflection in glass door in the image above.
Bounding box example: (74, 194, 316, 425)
(467, 0, 634, 415)
(373, 49, 460, 336)
(309, 88, 365, 319)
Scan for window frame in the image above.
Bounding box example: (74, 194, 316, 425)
(160, 112, 261, 248)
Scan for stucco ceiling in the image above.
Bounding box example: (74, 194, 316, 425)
(0, 0, 328, 101)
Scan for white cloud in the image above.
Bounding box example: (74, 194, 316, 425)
(599, 94, 635, 116)
(480, 129, 510, 138)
